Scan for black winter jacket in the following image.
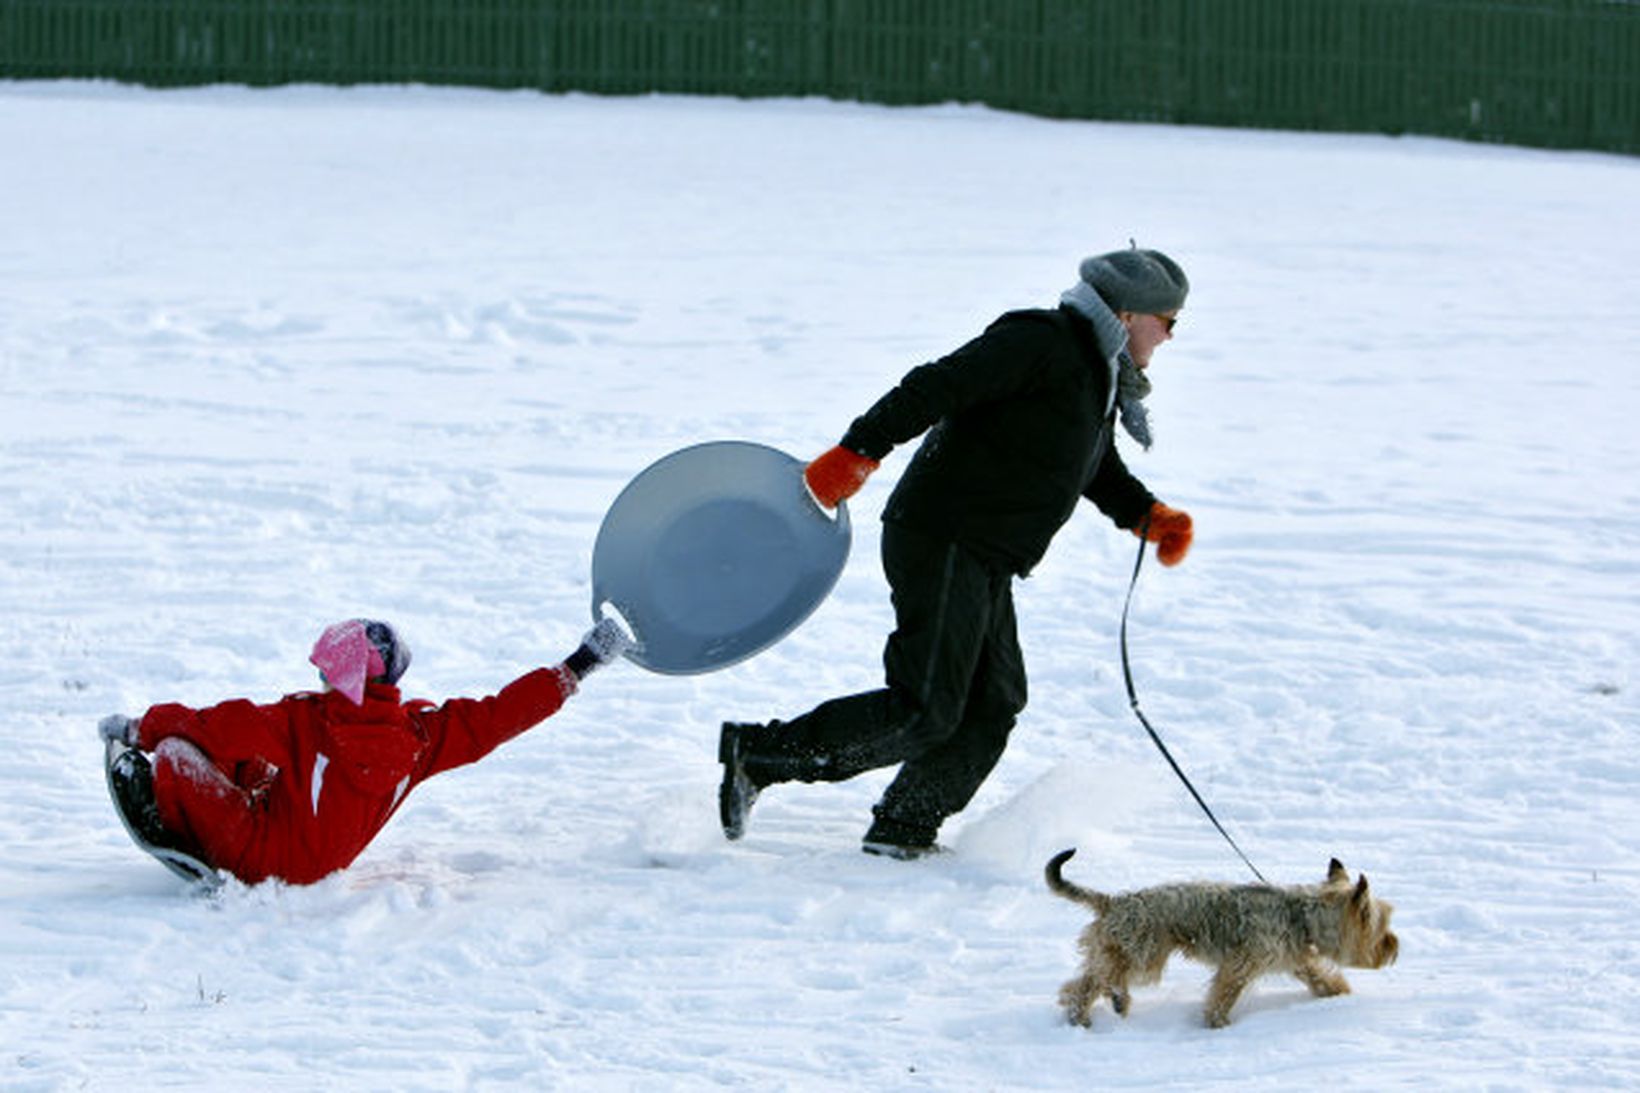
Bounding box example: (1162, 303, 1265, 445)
(839, 305, 1155, 575)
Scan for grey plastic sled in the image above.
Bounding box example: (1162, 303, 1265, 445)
(591, 440, 852, 675)
(104, 738, 224, 892)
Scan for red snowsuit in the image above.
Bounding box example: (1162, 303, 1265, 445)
(134, 666, 577, 885)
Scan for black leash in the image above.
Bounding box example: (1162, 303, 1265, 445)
(1120, 516, 1268, 884)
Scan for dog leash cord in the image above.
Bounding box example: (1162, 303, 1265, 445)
(1121, 516, 1269, 885)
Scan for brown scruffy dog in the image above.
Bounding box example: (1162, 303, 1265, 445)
(1045, 849, 1398, 1028)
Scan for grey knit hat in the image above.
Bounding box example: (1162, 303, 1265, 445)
(1079, 247, 1189, 314)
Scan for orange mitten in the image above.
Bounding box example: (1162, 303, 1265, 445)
(804, 445, 879, 509)
(1133, 501, 1193, 566)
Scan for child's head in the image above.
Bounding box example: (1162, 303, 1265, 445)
(309, 619, 413, 703)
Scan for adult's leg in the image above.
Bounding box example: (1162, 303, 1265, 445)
(870, 573, 1025, 840)
(736, 523, 1000, 786)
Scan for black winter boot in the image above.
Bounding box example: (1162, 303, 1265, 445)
(717, 723, 763, 841)
(861, 813, 944, 860)
(108, 748, 177, 849)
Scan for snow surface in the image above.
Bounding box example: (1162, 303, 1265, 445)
(2, 82, 1638, 1091)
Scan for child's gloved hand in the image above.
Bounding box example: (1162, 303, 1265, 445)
(1133, 501, 1193, 566)
(566, 616, 633, 680)
(582, 617, 632, 665)
(98, 714, 138, 746)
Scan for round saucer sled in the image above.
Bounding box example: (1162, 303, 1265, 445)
(591, 440, 852, 674)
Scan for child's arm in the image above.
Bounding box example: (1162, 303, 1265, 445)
(126, 699, 290, 767)
(415, 619, 630, 778)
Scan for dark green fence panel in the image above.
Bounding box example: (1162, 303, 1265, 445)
(1, 0, 1635, 154)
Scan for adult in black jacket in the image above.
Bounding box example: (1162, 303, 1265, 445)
(719, 247, 1196, 858)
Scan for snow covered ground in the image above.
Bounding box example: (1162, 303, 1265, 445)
(2, 82, 1637, 1090)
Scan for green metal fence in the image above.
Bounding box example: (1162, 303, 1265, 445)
(1, 0, 1635, 154)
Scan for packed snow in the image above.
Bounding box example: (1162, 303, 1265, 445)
(2, 82, 1637, 1090)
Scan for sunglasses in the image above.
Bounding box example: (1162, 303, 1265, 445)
(1155, 313, 1179, 334)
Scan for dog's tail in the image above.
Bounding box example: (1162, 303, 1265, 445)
(1044, 848, 1111, 914)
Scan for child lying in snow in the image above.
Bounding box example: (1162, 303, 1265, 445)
(98, 617, 629, 886)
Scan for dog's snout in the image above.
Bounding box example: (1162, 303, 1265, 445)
(1378, 932, 1400, 967)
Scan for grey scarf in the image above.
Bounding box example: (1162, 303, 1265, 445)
(1059, 280, 1154, 450)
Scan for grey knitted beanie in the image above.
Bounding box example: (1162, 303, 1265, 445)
(1079, 247, 1189, 314)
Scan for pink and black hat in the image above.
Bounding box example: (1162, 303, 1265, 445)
(309, 619, 412, 704)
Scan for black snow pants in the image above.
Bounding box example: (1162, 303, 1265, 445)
(741, 520, 1028, 835)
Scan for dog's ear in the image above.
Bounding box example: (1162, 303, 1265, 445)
(1327, 858, 1348, 885)
(1351, 875, 1371, 904)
